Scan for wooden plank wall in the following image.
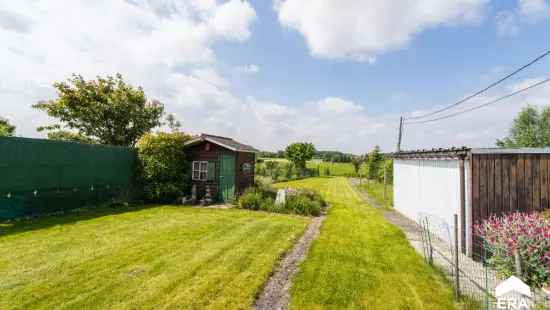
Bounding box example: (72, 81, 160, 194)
(471, 153, 550, 257)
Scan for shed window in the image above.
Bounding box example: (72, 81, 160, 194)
(192, 161, 209, 181)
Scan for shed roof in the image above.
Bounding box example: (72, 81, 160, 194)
(471, 147, 550, 154)
(184, 134, 258, 153)
(389, 147, 550, 159)
(388, 147, 470, 159)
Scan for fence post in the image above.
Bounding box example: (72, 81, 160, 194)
(454, 214, 460, 300)
(483, 239, 490, 310)
(383, 165, 387, 201)
(514, 249, 522, 278)
(425, 218, 433, 264)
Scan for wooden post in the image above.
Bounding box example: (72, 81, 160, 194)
(454, 214, 460, 299)
(459, 158, 466, 254)
(383, 164, 387, 201)
(514, 249, 522, 277)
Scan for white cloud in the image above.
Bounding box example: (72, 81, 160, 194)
(275, 0, 487, 61)
(316, 97, 364, 114)
(208, 0, 256, 40)
(237, 64, 260, 74)
(519, 0, 550, 21)
(495, 11, 520, 37)
(400, 77, 550, 151)
(0, 0, 256, 138)
(2, 0, 549, 155)
(495, 0, 550, 37)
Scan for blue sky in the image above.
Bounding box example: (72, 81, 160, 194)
(2, 0, 550, 153)
(221, 0, 550, 113)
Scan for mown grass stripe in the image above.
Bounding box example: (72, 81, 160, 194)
(275, 177, 456, 310)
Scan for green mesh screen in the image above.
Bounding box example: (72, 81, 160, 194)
(0, 137, 136, 219)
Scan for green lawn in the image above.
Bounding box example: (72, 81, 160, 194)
(261, 158, 367, 177)
(306, 161, 367, 177)
(360, 179, 394, 208)
(0, 205, 309, 309)
(275, 177, 456, 309)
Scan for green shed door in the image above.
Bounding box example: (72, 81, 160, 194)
(219, 153, 235, 202)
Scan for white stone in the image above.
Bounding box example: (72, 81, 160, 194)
(275, 189, 286, 206)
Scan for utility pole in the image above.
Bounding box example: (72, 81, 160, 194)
(396, 116, 404, 152)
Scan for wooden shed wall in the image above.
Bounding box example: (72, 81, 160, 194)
(471, 154, 550, 222)
(236, 152, 255, 195)
(470, 153, 550, 255)
(185, 142, 226, 199)
(185, 141, 256, 200)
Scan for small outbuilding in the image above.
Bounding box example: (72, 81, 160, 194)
(183, 134, 258, 202)
(390, 147, 550, 257)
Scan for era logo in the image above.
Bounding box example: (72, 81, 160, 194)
(496, 297, 530, 310)
(495, 276, 531, 310)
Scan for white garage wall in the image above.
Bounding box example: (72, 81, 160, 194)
(394, 159, 471, 254)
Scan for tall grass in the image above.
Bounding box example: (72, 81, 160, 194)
(360, 180, 393, 209)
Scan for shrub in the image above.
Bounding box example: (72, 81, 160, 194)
(237, 185, 325, 216)
(297, 188, 326, 208)
(237, 188, 264, 210)
(541, 209, 550, 220)
(286, 194, 321, 216)
(136, 132, 191, 203)
(476, 212, 550, 287)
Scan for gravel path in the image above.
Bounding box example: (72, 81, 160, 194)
(254, 214, 325, 310)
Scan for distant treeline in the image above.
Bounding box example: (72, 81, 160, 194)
(258, 150, 356, 163)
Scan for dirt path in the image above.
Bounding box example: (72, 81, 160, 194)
(254, 214, 325, 310)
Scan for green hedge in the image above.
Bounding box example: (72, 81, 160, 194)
(136, 132, 191, 203)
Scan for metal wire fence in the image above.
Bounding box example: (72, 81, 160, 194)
(418, 214, 550, 309)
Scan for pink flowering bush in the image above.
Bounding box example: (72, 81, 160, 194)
(476, 212, 550, 287)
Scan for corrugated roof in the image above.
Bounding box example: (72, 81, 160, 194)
(388, 147, 470, 159)
(184, 134, 258, 153)
(389, 146, 550, 159)
(471, 147, 550, 154)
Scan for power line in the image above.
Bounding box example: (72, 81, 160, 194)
(404, 49, 550, 121)
(405, 77, 550, 124)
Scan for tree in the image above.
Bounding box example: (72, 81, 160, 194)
(165, 113, 181, 132)
(496, 105, 550, 148)
(136, 132, 191, 203)
(33, 74, 164, 146)
(351, 156, 363, 176)
(46, 129, 96, 143)
(285, 142, 316, 176)
(0, 117, 15, 137)
(367, 145, 384, 180)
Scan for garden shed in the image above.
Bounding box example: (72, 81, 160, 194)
(390, 147, 550, 257)
(183, 134, 257, 202)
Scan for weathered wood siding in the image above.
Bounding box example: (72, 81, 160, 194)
(471, 153, 550, 257)
(185, 141, 256, 200)
(471, 153, 550, 223)
(186, 142, 225, 199)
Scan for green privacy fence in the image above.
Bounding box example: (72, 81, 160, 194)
(0, 137, 136, 220)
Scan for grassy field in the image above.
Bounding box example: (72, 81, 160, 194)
(0, 205, 308, 309)
(360, 180, 394, 208)
(275, 177, 456, 309)
(260, 158, 367, 176)
(306, 161, 367, 176)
